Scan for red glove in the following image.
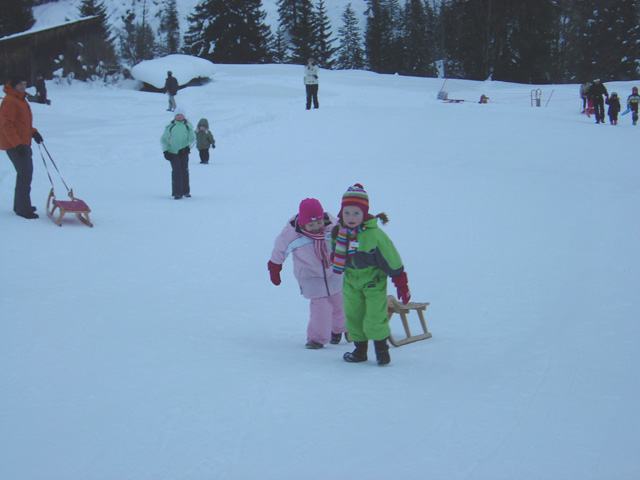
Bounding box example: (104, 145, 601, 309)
(392, 272, 411, 304)
(267, 261, 282, 286)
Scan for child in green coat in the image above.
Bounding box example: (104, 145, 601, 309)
(195, 118, 215, 164)
(332, 184, 411, 366)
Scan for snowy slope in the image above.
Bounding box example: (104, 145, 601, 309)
(1, 63, 639, 479)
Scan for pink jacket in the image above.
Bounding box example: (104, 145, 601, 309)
(270, 213, 343, 299)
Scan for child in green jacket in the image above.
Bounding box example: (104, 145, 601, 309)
(195, 118, 215, 164)
(332, 184, 411, 366)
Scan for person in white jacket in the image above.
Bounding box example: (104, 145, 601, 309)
(304, 58, 319, 110)
(268, 198, 347, 349)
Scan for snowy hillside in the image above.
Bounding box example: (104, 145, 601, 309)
(1, 62, 639, 479)
(32, 0, 369, 41)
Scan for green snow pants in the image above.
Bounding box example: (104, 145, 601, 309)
(343, 270, 390, 342)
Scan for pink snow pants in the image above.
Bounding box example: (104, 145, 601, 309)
(308, 291, 347, 345)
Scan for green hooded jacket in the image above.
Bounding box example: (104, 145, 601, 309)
(195, 118, 215, 150)
(335, 216, 405, 287)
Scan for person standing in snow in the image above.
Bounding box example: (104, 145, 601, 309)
(161, 106, 194, 199)
(304, 58, 319, 110)
(163, 71, 179, 112)
(626, 86, 640, 126)
(606, 92, 621, 125)
(0, 74, 44, 219)
(34, 74, 48, 105)
(269, 198, 347, 349)
(587, 79, 609, 124)
(331, 184, 411, 366)
(195, 118, 215, 164)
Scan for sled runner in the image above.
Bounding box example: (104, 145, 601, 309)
(38, 143, 93, 227)
(386, 295, 432, 347)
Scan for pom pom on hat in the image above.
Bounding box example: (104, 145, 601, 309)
(298, 198, 324, 226)
(174, 106, 186, 117)
(340, 183, 369, 218)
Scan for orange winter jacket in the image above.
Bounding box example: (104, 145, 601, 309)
(0, 82, 36, 150)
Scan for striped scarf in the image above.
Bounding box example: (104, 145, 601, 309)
(301, 227, 331, 269)
(332, 225, 365, 274)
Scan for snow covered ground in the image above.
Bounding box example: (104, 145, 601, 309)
(1, 63, 639, 480)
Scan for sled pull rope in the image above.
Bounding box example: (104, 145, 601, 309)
(38, 142, 70, 193)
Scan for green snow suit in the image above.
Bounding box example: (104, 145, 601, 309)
(335, 217, 405, 342)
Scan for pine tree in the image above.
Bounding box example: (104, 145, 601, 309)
(314, 0, 337, 68)
(61, 0, 119, 80)
(289, 0, 318, 64)
(277, 0, 318, 64)
(442, 0, 516, 80)
(580, 0, 640, 81)
(0, 0, 35, 37)
(184, 0, 271, 64)
(119, 0, 156, 67)
(401, 0, 435, 77)
(336, 3, 365, 69)
(159, 0, 181, 55)
(272, 25, 289, 63)
(493, 1, 560, 83)
(364, 0, 396, 73)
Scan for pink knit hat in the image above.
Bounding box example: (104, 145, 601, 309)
(298, 198, 324, 226)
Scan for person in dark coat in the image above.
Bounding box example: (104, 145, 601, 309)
(163, 71, 179, 112)
(587, 79, 609, 124)
(34, 74, 47, 104)
(606, 92, 621, 125)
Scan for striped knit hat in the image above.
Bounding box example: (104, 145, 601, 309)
(339, 183, 369, 218)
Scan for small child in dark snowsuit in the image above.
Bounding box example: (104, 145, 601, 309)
(606, 92, 621, 125)
(195, 118, 215, 164)
(627, 87, 640, 126)
(331, 184, 411, 366)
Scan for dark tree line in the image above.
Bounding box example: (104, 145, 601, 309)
(3, 0, 639, 83)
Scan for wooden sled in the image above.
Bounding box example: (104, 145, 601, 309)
(46, 188, 93, 227)
(387, 295, 432, 347)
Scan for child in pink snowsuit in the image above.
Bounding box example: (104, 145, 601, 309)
(268, 198, 347, 349)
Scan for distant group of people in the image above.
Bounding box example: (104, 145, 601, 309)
(580, 79, 639, 125)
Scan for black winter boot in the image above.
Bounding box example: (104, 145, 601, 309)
(374, 338, 391, 366)
(343, 341, 368, 363)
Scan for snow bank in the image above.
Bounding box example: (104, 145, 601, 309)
(130, 54, 215, 89)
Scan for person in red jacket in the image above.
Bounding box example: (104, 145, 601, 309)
(0, 74, 44, 219)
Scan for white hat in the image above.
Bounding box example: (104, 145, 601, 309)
(174, 106, 186, 117)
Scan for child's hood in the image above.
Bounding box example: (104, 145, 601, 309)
(197, 118, 209, 129)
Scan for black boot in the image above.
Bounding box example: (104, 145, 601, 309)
(343, 341, 368, 363)
(374, 338, 390, 366)
(330, 332, 342, 345)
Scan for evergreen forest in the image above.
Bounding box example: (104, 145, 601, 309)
(3, 0, 639, 83)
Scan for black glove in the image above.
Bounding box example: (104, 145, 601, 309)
(179, 146, 190, 155)
(16, 144, 29, 156)
(211, 142, 216, 149)
(313, 75, 318, 79)
(163, 151, 173, 160)
(32, 131, 43, 144)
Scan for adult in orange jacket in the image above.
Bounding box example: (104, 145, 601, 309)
(0, 74, 43, 219)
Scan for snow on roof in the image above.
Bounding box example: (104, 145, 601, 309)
(0, 16, 98, 42)
(130, 54, 215, 89)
